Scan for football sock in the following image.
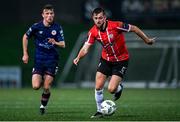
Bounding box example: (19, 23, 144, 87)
(95, 89, 104, 112)
(115, 83, 122, 93)
(41, 92, 51, 107)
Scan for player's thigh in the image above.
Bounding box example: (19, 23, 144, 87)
(32, 74, 42, 89)
(97, 58, 111, 76)
(108, 75, 122, 93)
(43, 75, 54, 89)
(43, 60, 58, 88)
(95, 71, 107, 90)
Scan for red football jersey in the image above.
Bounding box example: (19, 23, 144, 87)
(85, 20, 131, 62)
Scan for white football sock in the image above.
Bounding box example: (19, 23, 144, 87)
(95, 89, 104, 112)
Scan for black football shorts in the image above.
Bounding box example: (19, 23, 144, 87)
(97, 58, 128, 78)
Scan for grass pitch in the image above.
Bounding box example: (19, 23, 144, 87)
(0, 88, 180, 121)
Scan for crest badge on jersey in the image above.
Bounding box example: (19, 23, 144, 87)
(51, 30, 57, 35)
(39, 31, 43, 34)
(109, 34, 114, 39)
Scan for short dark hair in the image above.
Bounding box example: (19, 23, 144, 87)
(92, 7, 105, 16)
(43, 4, 54, 11)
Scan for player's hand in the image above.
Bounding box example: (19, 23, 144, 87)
(48, 38, 56, 45)
(147, 37, 156, 45)
(73, 57, 80, 65)
(22, 54, 29, 64)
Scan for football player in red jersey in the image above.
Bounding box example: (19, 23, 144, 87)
(73, 7, 155, 118)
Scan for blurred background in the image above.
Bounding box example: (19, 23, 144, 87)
(0, 0, 180, 89)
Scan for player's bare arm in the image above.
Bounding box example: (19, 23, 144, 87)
(130, 25, 156, 45)
(73, 43, 91, 65)
(48, 38, 65, 48)
(22, 34, 29, 64)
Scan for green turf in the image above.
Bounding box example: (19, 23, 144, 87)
(0, 88, 180, 121)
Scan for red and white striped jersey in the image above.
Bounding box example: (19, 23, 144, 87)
(85, 20, 131, 62)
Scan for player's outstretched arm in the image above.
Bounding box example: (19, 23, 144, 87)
(130, 25, 156, 45)
(73, 43, 91, 65)
(22, 34, 29, 64)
